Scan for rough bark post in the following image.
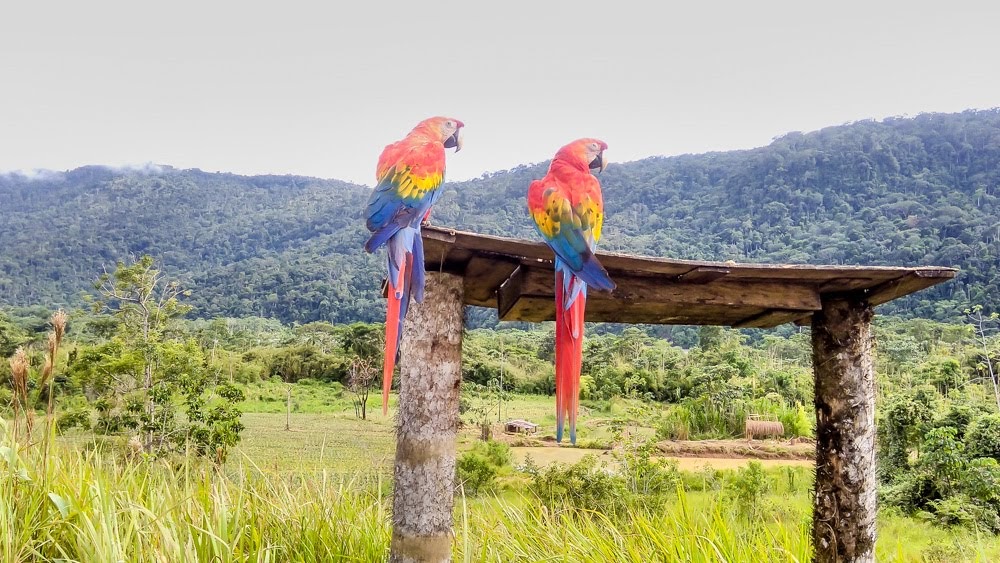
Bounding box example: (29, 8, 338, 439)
(811, 296, 876, 563)
(390, 272, 464, 563)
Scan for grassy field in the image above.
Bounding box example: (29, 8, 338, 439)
(5, 428, 999, 561)
(3, 384, 999, 561)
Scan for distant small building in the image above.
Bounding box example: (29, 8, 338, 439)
(504, 419, 539, 435)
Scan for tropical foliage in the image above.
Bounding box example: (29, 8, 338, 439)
(3, 110, 1000, 324)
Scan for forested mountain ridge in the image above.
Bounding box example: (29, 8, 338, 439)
(2, 109, 998, 324)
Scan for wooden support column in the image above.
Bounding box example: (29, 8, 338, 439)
(811, 296, 876, 563)
(390, 272, 464, 563)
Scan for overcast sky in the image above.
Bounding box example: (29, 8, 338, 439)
(1, 1, 998, 185)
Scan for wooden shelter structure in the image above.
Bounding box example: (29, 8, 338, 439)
(504, 419, 539, 435)
(389, 225, 956, 563)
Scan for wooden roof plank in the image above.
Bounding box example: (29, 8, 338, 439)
(863, 270, 957, 307)
(424, 226, 949, 281)
(677, 266, 731, 283)
(464, 256, 519, 304)
(497, 266, 525, 320)
(512, 266, 822, 311)
(501, 295, 768, 325)
(414, 226, 957, 327)
(734, 310, 814, 329)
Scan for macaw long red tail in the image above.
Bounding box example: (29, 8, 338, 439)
(555, 268, 586, 444)
(382, 255, 406, 415)
(381, 228, 422, 415)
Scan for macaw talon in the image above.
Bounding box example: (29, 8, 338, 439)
(421, 219, 432, 227)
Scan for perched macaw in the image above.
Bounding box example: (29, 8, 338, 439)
(364, 116, 464, 414)
(527, 138, 615, 444)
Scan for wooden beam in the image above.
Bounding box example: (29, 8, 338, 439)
(677, 266, 730, 283)
(417, 226, 957, 326)
(811, 297, 877, 563)
(422, 225, 957, 284)
(862, 269, 957, 306)
(818, 277, 878, 293)
(512, 267, 822, 311)
(463, 256, 519, 306)
(497, 266, 525, 320)
(391, 272, 464, 563)
(733, 309, 812, 329)
(501, 295, 769, 325)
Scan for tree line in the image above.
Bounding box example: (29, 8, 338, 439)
(2, 109, 1000, 324)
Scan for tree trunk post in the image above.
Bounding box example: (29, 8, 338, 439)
(811, 296, 877, 563)
(390, 272, 464, 563)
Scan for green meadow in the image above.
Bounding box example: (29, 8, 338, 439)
(4, 385, 1000, 562)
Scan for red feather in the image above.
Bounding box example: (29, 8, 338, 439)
(555, 271, 587, 443)
(381, 254, 409, 415)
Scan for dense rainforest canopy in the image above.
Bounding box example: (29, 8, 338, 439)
(2, 109, 998, 324)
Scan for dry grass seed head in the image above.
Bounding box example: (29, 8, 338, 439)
(51, 309, 68, 347)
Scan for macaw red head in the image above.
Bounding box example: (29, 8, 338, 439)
(412, 116, 465, 152)
(554, 138, 609, 173)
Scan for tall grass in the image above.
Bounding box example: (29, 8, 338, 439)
(658, 396, 812, 441)
(3, 420, 999, 562)
(2, 420, 390, 562)
(462, 490, 811, 562)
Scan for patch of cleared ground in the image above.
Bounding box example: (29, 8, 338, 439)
(510, 445, 814, 471)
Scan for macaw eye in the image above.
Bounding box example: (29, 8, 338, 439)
(445, 121, 454, 128)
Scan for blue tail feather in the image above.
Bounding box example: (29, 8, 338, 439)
(365, 223, 400, 253)
(395, 254, 411, 364)
(411, 233, 425, 303)
(386, 228, 416, 294)
(577, 253, 615, 291)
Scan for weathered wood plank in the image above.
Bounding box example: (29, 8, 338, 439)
(500, 294, 766, 325)
(463, 256, 519, 305)
(734, 309, 812, 329)
(497, 266, 525, 320)
(512, 267, 822, 312)
(862, 270, 957, 306)
(677, 266, 731, 283)
(818, 277, 879, 293)
(417, 225, 957, 327)
(424, 225, 956, 283)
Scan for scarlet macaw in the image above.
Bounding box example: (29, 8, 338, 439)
(527, 138, 615, 444)
(365, 116, 464, 413)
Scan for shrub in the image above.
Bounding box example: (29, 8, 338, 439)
(56, 407, 92, 433)
(727, 461, 770, 516)
(961, 458, 1000, 532)
(455, 441, 512, 495)
(656, 405, 691, 441)
(614, 438, 680, 500)
(456, 452, 498, 495)
(527, 454, 628, 516)
(779, 402, 813, 438)
(966, 414, 1000, 461)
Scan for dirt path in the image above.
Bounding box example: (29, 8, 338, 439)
(656, 438, 815, 460)
(509, 438, 814, 471)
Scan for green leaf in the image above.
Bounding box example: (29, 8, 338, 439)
(48, 492, 70, 518)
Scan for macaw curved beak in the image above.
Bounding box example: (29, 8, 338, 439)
(444, 128, 463, 152)
(589, 150, 607, 173)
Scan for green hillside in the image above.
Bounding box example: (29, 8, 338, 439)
(2, 109, 999, 323)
